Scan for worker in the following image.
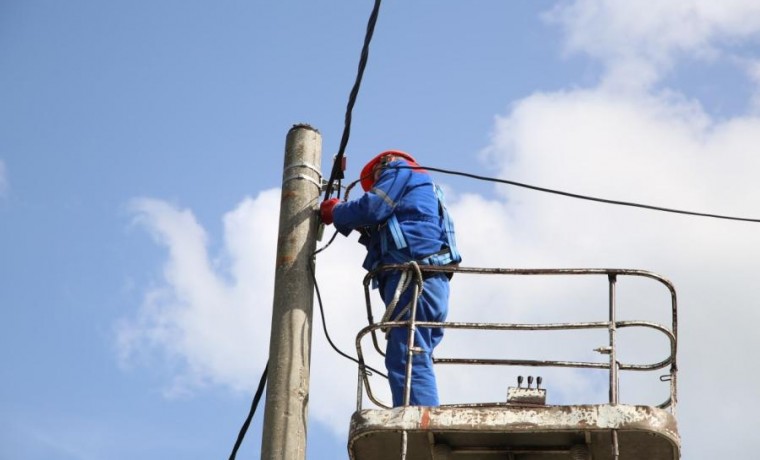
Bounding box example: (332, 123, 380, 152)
(320, 150, 461, 407)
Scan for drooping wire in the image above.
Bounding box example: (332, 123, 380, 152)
(309, 259, 387, 379)
(225, 244, 386, 460)
(313, 229, 340, 257)
(323, 0, 383, 200)
(311, 0, 387, 359)
(228, 362, 269, 460)
(394, 164, 760, 224)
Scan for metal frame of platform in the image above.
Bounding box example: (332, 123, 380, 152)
(347, 266, 680, 459)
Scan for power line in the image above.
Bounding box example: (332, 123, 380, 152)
(393, 164, 760, 224)
(228, 2, 385, 453)
(324, 0, 383, 200)
(310, 261, 387, 379)
(228, 362, 268, 460)
(312, 0, 386, 373)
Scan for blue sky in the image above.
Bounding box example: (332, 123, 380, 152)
(3, 1, 760, 459)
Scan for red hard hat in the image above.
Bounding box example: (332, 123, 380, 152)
(360, 150, 420, 191)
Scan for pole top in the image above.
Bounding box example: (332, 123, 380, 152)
(289, 123, 320, 134)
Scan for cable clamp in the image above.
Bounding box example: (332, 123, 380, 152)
(283, 173, 322, 190)
(283, 162, 322, 178)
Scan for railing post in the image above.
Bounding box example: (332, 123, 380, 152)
(608, 273, 620, 460)
(608, 273, 619, 405)
(402, 282, 419, 407)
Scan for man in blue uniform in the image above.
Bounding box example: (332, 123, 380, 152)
(320, 150, 461, 407)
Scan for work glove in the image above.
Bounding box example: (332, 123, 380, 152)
(320, 198, 341, 225)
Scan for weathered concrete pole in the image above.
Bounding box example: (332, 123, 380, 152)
(261, 124, 322, 459)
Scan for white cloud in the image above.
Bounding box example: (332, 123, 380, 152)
(473, 2, 760, 451)
(477, 86, 760, 460)
(545, 0, 760, 89)
(119, 192, 281, 396)
(118, 191, 376, 429)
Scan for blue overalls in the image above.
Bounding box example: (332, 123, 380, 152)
(332, 159, 460, 406)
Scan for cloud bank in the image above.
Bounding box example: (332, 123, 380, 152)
(546, 0, 760, 90)
(119, 192, 281, 396)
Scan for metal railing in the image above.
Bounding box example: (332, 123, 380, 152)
(354, 264, 678, 414)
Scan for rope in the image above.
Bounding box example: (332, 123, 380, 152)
(379, 262, 425, 336)
(380, 269, 412, 331)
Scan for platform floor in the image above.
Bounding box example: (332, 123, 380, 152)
(348, 404, 680, 460)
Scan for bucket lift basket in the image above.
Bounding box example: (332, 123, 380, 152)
(348, 266, 680, 460)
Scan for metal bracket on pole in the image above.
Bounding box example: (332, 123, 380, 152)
(283, 162, 323, 191)
(282, 173, 322, 190)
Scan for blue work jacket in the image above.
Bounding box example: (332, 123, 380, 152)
(332, 159, 450, 276)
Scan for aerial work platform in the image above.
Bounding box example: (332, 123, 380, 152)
(347, 267, 680, 460)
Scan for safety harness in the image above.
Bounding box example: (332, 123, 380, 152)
(378, 183, 462, 268)
(371, 173, 461, 339)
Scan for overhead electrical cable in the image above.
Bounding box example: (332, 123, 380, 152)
(228, 1, 385, 456)
(310, 262, 387, 378)
(393, 164, 760, 224)
(228, 362, 268, 460)
(323, 0, 383, 200)
(313, 0, 385, 372)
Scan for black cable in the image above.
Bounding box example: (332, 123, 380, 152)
(314, 228, 340, 256)
(393, 164, 760, 224)
(226, 3, 383, 455)
(314, 179, 364, 255)
(228, 362, 269, 460)
(225, 240, 384, 460)
(309, 260, 387, 379)
(324, 0, 383, 200)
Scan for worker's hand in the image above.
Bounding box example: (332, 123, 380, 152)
(320, 198, 341, 225)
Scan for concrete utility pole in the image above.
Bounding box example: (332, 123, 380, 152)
(261, 124, 322, 459)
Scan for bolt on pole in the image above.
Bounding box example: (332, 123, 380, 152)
(261, 124, 322, 460)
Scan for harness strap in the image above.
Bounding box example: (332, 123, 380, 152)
(419, 249, 456, 266)
(377, 184, 462, 267)
(387, 214, 407, 250)
(434, 184, 462, 265)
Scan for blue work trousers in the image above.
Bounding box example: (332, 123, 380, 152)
(381, 272, 449, 407)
